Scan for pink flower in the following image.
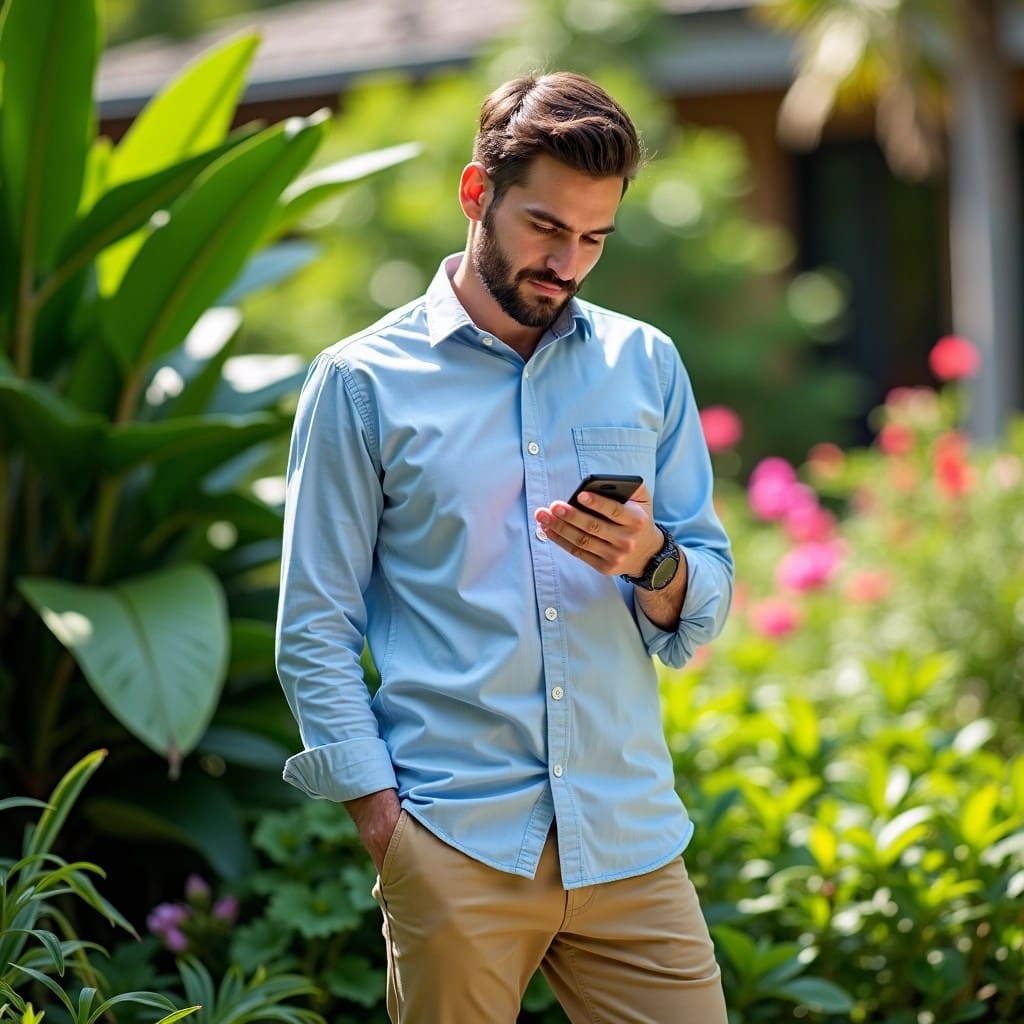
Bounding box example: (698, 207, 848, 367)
(929, 335, 980, 381)
(212, 895, 240, 923)
(784, 501, 836, 543)
(933, 431, 974, 497)
(748, 457, 799, 521)
(776, 541, 843, 592)
(878, 423, 914, 457)
(884, 386, 941, 427)
(844, 569, 893, 604)
(750, 597, 802, 638)
(699, 405, 743, 454)
(806, 442, 845, 482)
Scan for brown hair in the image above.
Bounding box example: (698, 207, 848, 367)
(473, 72, 644, 201)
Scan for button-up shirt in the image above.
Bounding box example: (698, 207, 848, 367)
(276, 254, 733, 888)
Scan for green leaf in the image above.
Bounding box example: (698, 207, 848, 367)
(27, 750, 107, 860)
(159, 309, 243, 420)
(229, 920, 292, 974)
(0, 799, 50, 815)
(83, 775, 251, 881)
(98, 33, 262, 294)
(710, 925, 757, 972)
(322, 955, 385, 1007)
(770, 976, 854, 1013)
(109, 33, 260, 187)
(267, 881, 361, 939)
(207, 354, 307, 415)
(227, 619, 276, 677)
(0, 375, 105, 483)
(103, 412, 287, 475)
(217, 241, 321, 306)
(262, 141, 422, 244)
(0, 0, 99, 269)
(19, 566, 228, 768)
(198, 726, 290, 772)
(101, 111, 328, 376)
(960, 783, 999, 849)
(876, 806, 935, 865)
(54, 132, 259, 303)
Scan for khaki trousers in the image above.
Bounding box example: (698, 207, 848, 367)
(371, 812, 727, 1023)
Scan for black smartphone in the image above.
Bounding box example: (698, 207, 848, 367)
(567, 473, 643, 513)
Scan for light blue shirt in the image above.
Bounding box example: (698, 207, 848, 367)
(276, 254, 733, 888)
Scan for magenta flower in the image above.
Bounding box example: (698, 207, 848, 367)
(776, 541, 843, 592)
(750, 597, 802, 638)
(748, 457, 799, 521)
(784, 500, 836, 543)
(929, 335, 980, 381)
(878, 423, 913, 457)
(699, 405, 743, 454)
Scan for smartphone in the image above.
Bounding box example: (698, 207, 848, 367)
(567, 473, 643, 513)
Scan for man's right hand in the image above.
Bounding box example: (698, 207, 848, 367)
(344, 788, 402, 873)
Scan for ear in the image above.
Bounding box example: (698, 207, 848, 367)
(458, 162, 490, 223)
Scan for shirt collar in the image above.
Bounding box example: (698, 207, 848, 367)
(425, 253, 592, 348)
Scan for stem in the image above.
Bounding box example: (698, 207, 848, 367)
(31, 652, 76, 781)
(22, 467, 41, 574)
(84, 365, 144, 584)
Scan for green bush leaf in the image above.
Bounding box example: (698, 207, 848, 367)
(101, 111, 328, 376)
(0, 0, 99, 270)
(770, 976, 855, 1013)
(19, 566, 228, 768)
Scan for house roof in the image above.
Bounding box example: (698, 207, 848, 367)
(96, 0, 766, 120)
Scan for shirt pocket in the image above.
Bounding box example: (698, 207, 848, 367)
(572, 426, 658, 494)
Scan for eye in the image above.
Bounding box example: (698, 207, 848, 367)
(582, 235, 603, 247)
(531, 222, 557, 235)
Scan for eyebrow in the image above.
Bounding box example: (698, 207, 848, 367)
(524, 206, 616, 237)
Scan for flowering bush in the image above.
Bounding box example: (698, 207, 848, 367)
(147, 875, 239, 968)
(670, 338, 1024, 1022)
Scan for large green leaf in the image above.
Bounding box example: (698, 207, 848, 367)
(52, 132, 259, 307)
(83, 774, 252, 881)
(18, 565, 229, 771)
(0, 0, 99, 270)
(108, 33, 260, 188)
(96, 33, 261, 294)
(261, 141, 422, 244)
(0, 374, 105, 481)
(101, 111, 328, 376)
(103, 411, 287, 475)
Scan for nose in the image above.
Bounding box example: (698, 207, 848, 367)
(545, 237, 580, 283)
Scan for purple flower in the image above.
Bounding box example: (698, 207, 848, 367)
(212, 895, 239, 923)
(163, 927, 190, 953)
(146, 902, 189, 936)
(185, 874, 211, 907)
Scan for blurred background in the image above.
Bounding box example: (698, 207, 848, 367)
(96, 0, 1024, 457)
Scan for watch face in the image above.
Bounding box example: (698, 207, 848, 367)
(651, 554, 679, 590)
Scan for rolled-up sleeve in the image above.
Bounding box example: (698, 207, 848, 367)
(636, 344, 734, 668)
(275, 353, 396, 802)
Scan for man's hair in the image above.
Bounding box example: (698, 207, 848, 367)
(473, 72, 644, 201)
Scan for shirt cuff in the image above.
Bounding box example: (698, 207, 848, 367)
(635, 547, 730, 659)
(282, 737, 398, 803)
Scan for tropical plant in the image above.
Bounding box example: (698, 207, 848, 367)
(0, 750, 198, 1024)
(0, 0, 415, 880)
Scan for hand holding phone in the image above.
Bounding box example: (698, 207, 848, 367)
(567, 474, 643, 517)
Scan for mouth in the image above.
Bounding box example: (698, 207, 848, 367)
(527, 278, 568, 297)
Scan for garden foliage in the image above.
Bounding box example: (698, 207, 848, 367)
(0, 0, 413, 879)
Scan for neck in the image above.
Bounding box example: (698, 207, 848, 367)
(450, 253, 543, 361)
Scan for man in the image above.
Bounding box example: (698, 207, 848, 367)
(276, 71, 733, 1023)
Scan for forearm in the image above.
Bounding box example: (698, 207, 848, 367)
(345, 787, 402, 872)
(633, 551, 688, 630)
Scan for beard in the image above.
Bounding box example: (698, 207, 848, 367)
(472, 207, 579, 329)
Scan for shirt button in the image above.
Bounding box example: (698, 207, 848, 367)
(535, 527, 548, 542)
(553, 764, 563, 778)
(524, 369, 530, 379)
(544, 607, 558, 621)
(527, 442, 540, 455)
(481, 335, 494, 346)
(551, 686, 564, 700)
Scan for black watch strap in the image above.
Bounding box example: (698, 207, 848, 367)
(621, 524, 681, 591)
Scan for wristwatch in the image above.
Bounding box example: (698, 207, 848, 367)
(621, 524, 681, 591)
